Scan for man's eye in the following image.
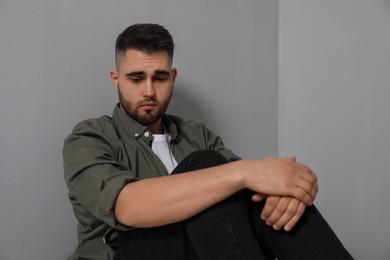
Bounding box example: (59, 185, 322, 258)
(155, 77, 167, 82)
(130, 78, 142, 83)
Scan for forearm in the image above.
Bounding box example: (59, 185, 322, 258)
(115, 161, 244, 228)
(114, 157, 318, 228)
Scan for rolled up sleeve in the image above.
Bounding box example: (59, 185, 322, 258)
(63, 119, 136, 230)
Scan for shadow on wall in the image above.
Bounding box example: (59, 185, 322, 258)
(383, 0, 390, 13)
(168, 80, 214, 124)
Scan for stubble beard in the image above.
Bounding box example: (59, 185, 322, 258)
(118, 90, 170, 127)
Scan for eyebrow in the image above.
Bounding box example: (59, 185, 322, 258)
(125, 71, 145, 77)
(154, 70, 171, 76)
(125, 70, 171, 78)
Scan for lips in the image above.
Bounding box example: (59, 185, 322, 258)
(140, 102, 157, 110)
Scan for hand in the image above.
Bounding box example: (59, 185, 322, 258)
(242, 156, 318, 205)
(253, 195, 306, 232)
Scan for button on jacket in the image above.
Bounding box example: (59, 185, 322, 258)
(63, 104, 240, 260)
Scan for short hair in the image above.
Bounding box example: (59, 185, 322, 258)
(115, 23, 174, 67)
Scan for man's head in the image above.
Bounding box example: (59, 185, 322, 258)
(110, 24, 177, 134)
(115, 23, 174, 69)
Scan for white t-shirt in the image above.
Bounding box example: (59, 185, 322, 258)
(151, 133, 178, 174)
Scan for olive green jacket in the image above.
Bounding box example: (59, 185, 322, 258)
(63, 104, 240, 259)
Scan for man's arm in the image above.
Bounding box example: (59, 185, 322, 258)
(115, 156, 317, 228)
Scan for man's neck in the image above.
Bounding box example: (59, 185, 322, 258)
(147, 120, 164, 134)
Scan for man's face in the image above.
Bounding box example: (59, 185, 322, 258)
(111, 49, 177, 133)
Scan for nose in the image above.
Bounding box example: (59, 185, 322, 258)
(143, 79, 156, 98)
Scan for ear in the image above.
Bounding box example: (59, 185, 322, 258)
(171, 68, 177, 83)
(110, 69, 119, 91)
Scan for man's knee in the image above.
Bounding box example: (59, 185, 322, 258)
(187, 150, 228, 165)
(183, 150, 229, 168)
(172, 150, 229, 174)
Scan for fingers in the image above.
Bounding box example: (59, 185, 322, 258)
(290, 186, 314, 206)
(295, 180, 316, 204)
(296, 162, 318, 189)
(272, 198, 299, 231)
(260, 196, 280, 221)
(284, 201, 305, 231)
(293, 161, 318, 204)
(251, 193, 265, 202)
(260, 196, 306, 232)
(262, 197, 289, 230)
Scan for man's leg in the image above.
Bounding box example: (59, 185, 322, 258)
(173, 150, 353, 259)
(115, 150, 268, 260)
(173, 150, 269, 260)
(250, 198, 354, 260)
(115, 221, 199, 260)
(116, 150, 353, 259)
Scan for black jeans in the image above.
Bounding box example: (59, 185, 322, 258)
(115, 150, 353, 260)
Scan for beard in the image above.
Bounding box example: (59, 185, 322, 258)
(118, 89, 171, 127)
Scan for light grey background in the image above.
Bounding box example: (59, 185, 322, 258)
(0, 1, 277, 259)
(0, 0, 388, 259)
(279, 1, 390, 259)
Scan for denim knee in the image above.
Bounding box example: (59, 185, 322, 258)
(172, 150, 229, 174)
(186, 150, 228, 165)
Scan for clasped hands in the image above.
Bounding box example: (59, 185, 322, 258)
(252, 194, 307, 232)
(247, 156, 318, 232)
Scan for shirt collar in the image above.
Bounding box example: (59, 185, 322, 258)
(162, 114, 177, 140)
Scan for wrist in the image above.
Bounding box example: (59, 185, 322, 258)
(230, 160, 249, 190)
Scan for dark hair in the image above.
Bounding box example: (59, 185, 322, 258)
(115, 23, 174, 66)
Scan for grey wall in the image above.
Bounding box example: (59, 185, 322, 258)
(5, 1, 387, 259)
(0, 1, 278, 259)
(279, 1, 390, 259)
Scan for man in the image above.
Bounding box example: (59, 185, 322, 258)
(63, 24, 353, 259)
